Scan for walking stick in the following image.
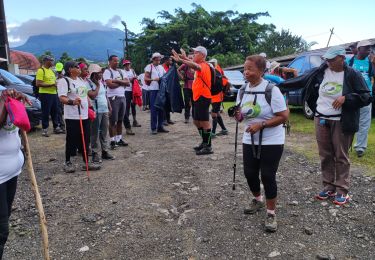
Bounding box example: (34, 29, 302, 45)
(232, 121, 239, 190)
(78, 106, 90, 181)
(20, 130, 50, 260)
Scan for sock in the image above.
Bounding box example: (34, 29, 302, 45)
(202, 129, 212, 146)
(116, 135, 121, 142)
(212, 117, 218, 134)
(267, 209, 276, 215)
(111, 137, 115, 142)
(198, 127, 203, 137)
(217, 116, 226, 130)
(255, 195, 263, 202)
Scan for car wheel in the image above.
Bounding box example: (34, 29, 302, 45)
(303, 100, 314, 120)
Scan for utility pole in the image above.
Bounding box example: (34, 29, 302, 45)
(121, 21, 129, 59)
(326, 27, 334, 47)
(0, 0, 10, 70)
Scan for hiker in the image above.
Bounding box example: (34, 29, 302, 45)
(172, 46, 213, 155)
(57, 61, 101, 173)
(348, 42, 358, 56)
(177, 53, 195, 123)
(138, 73, 150, 111)
(208, 58, 228, 137)
(270, 61, 298, 80)
(283, 46, 371, 205)
(144, 52, 168, 134)
(103, 55, 130, 149)
(162, 56, 175, 126)
(234, 55, 289, 232)
(346, 40, 375, 157)
(55, 62, 66, 133)
(122, 60, 141, 133)
(36, 55, 64, 136)
(0, 89, 30, 259)
(87, 64, 115, 163)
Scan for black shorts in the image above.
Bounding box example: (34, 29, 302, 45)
(193, 96, 211, 121)
(211, 102, 221, 113)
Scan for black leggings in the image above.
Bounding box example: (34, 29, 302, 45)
(243, 144, 283, 199)
(0, 176, 18, 258)
(124, 91, 136, 129)
(65, 119, 90, 163)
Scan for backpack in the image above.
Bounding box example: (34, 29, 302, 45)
(201, 63, 224, 95)
(32, 67, 45, 98)
(348, 56, 373, 77)
(238, 81, 274, 106)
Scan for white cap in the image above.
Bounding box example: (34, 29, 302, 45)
(270, 61, 280, 71)
(192, 46, 207, 57)
(151, 52, 164, 60)
(357, 40, 372, 48)
(208, 58, 217, 64)
(259, 52, 267, 58)
(88, 64, 102, 75)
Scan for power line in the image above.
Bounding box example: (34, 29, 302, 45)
(333, 33, 346, 44)
(304, 31, 330, 39)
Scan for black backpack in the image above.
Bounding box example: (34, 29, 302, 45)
(32, 67, 45, 98)
(201, 64, 224, 95)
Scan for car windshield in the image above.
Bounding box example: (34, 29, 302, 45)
(224, 70, 244, 80)
(0, 69, 25, 84)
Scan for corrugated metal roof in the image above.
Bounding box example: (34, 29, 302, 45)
(10, 50, 40, 70)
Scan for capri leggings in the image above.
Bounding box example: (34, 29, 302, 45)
(243, 144, 284, 199)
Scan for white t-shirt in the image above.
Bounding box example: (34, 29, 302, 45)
(144, 64, 166, 91)
(57, 77, 89, 120)
(122, 69, 136, 92)
(236, 79, 287, 145)
(316, 68, 344, 120)
(103, 68, 126, 97)
(138, 73, 148, 91)
(0, 116, 24, 184)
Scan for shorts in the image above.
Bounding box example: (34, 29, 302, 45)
(211, 102, 221, 113)
(193, 96, 211, 121)
(109, 96, 126, 125)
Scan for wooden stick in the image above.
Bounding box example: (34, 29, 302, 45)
(21, 130, 50, 260)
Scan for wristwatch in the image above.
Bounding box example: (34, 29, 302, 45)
(262, 121, 267, 129)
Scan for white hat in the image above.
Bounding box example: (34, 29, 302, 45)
(192, 46, 207, 57)
(357, 40, 372, 48)
(208, 58, 217, 64)
(88, 64, 102, 75)
(259, 52, 267, 58)
(151, 52, 164, 60)
(270, 61, 280, 71)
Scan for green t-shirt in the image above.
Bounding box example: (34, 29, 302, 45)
(36, 67, 57, 94)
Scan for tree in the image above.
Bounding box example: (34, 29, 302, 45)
(58, 52, 73, 64)
(38, 50, 54, 63)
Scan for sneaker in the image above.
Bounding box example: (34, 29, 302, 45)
(163, 121, 169, 126)
(333, 193, 350, 205)
(157, 128, 169, 133)
(42, 129, 49, 137)
(216, 129, 228, 136)
(184, 118, 189, 124)
(110, 141, 117, 150)
(64, 161, 75, 173)
(211, 132, 217, 139)
(92, 152, 102, 164)
(196, 144, 213, 155)
(193, 142, 204, 151)
(102, 151, 115, 160)
(244, 199, 265, 214)
(167, 120, 175, 125)
(264, 213, 277, 232)
(116, 139, 128, 147)
(356, 150, 364, 158)
(133, 120, 141, 127)
(315, 190, 337, 200)
(81, 163, 101, 171)
(53, 127, 64, 134)
(126, 129, 135, 135)
(151, 129, 158, 135)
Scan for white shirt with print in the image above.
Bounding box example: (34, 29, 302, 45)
(103, 68, 126, 97)
(57, 77, 89, 120)
(122, 69, 136, 92)
(236, 79, 287, 145)
(144, 64, 166, 91)
(316, 68, 344, 120)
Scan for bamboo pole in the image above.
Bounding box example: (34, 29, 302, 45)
(21, 130, 50, 260)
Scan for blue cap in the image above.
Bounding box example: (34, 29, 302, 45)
(322, 46, 346, 59)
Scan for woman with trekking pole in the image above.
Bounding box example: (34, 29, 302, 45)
(57, 61, 101, 174)
(234, 55, 289, 232)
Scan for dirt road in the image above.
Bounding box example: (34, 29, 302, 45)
(4, 110, 375, 259)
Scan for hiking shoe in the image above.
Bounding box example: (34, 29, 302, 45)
(315, 190, 337, 200)
(211, 132, 217, 139)
(116, 139, 128, 147)
(92, 152, 102, 164)
(157, 128, 169, 133)
(110, 141, 117, 150)
(194, 142, 204, 151)
(356, 150, 365, 158)
(167, 120, 175, 125)
(81, 163, 101, 171)
(64, 161, 75, 173)
(54, 127, 64, 134)
(244, 199, 265, 214)
(184, 118, 189, 124)
(264, 213, 277, 232)
(133, 120, 141, 127)
(333, 194, 350, 205)
(196, 144, 213, 155)
(163, 121, 169, 126)
(151, 129, 158, 135)
(216, 129, 228, 136)
(126, 129, 135, 135)
(42, 129, 49, 137)
(102, 151, 115, 160)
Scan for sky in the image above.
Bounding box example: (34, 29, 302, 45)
(4, 0, 375, 50)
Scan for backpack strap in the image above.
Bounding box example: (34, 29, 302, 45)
(349, 56, 355, 67)
(64, 77, 71, 93)
(241, 82, 274, 106)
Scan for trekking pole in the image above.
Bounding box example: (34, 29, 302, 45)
(232, 121, 239, 190)
(20, 130, 50, 260)
(78, 106, 90, 181)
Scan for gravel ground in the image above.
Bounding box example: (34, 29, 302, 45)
(3, 110, 375, 260)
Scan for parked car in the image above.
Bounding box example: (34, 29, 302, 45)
(0, 69, 34, 96)
(15, 74, 35, 85)
(223, 70, 246, 101)
(0, 85, 42, 128)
